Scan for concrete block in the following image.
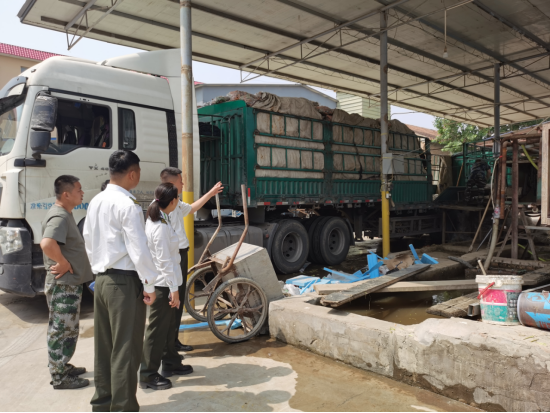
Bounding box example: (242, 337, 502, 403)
(270, 295, 550, 412)
(212, 243, 283, 302)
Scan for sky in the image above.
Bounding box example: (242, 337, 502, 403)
(0, 0, 436, 130)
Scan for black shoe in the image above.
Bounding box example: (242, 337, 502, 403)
(162, 365, 193, 377)
(50, 366, 87, 384)
(53, 375, 90, 389)
(174, 341, 194, 352)
(67, 366, 86, 376)
(139, 374, 172, 390)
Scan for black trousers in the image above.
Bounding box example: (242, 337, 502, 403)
(140, 287, 181, 380)
(163, 248, 188, 364)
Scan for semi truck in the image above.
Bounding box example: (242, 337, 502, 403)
(0, 49, 438, 297)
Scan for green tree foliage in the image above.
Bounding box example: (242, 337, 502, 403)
(432, 117, 543, 153)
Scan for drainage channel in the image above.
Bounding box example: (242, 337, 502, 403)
(335, 290, 475, 325)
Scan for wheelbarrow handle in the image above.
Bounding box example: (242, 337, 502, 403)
(197, 193, 222, 266)
(220, 184, 249, 274)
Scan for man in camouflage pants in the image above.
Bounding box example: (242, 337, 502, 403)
(41, 175, 94, 389)
(45, 284, 84, 386)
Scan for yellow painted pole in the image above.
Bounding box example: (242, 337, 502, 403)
(381, 189, 390, 257)
(180, 0, 194, 276)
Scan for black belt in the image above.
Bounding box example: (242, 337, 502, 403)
(99, 269, 139, 277)
(179, 248, 189, 253)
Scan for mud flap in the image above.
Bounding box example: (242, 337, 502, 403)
(0, 263, 35, 297)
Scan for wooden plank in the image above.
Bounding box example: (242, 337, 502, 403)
(314, 279, 478, 295)
(320, 264, 430, 307)
(490, 256, 548, 269)
(426, 292, 479, 318)
(543, 124, 550, 225)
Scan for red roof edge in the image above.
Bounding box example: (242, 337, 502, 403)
(0, 43, 62, 62)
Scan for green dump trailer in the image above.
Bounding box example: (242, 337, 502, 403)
(197, 100, 440, 273)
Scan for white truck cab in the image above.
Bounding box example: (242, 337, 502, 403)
(0, 50, 201, 297)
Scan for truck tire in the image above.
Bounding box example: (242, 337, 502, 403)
(271, 219, 309, 274)
(315, 217, 351, 266)
(309, 216, 331, 264)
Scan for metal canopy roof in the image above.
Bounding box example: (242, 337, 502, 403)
(17, 0, 550, 127)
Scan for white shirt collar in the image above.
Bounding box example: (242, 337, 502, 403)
(105, 183, 135, 199)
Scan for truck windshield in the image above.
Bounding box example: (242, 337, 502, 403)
(0, 93, 25, 156)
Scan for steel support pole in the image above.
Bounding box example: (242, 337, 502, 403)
(380, 10, 390, 257)
(484, 63, 500, 270)
(180, 0, 194, 274)
(511, 141, 519, 259)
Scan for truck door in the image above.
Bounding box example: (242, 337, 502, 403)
(25, 93, 115, 238)
(118, 104, 169, 207)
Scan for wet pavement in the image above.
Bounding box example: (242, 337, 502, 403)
(0, 289, 480, 412)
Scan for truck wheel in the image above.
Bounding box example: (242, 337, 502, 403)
(316, 217, 351, 266)
(271, 220, 309, 274)
(310, 216, 331, 264)
(307, 217, 328, 264)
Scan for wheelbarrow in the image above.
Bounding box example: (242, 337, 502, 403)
(183, 185, 283, 343)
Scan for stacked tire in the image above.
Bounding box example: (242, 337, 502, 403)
(307, 216, 350, 266)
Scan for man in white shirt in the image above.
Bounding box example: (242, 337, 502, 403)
(159, 167, 222, 356)
(84, 150, 158, 412)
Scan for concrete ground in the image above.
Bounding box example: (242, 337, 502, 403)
(0, 290, 480, 412)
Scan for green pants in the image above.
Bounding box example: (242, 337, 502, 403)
(140, 287, 182, 380)
(90, 273, 146, 412)
(167, 248, 188, 352)
(45, 283, 83, 386)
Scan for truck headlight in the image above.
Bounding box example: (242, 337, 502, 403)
(0, 228, 23, 254)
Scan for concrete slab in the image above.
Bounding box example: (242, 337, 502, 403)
(270, 295, 550, 412)
(0, 291, 478, 412)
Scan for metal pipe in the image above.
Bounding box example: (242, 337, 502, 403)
(67, 0, 125, 50)
(511, 141, 519, 259)
(499, 140, 508, 219)
(196, 194, 222, 266)
(65, 0, 98, 30)
(180, 0, 194, 276)
(380, 10, 390, 258)
(220, 184, 249, 274)
(484, 63, 500, 270)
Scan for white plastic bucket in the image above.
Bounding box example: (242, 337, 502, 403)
(475, 275, 523, 325)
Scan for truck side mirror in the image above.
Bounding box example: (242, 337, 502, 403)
(29, 95, 57, 159)
(29, 131, 52, 159)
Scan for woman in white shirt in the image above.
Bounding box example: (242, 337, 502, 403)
(139, 183, 193, 391)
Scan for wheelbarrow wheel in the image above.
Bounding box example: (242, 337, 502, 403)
(207, 278, 268, 344)
(184, 267, 222, 322)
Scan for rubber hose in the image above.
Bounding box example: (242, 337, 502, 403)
(483, 218, 499, 271)
(521, 145, 539, 170)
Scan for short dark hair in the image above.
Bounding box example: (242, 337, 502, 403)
(54, 175, 80, 199)
(160, 167, 182, 182)
(100, 179, 110, 191)
(146, 183, 179, 222)
(109, 150, 140, 176)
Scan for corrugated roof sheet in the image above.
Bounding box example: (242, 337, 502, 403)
(0, 42, 61, 61)
(15, 0, 550, 127)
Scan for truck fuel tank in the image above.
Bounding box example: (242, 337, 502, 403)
(194, 224, 263, 265)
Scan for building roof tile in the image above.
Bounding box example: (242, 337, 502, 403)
(406, 124, 438, 140)
(0, 43, 61, 62)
